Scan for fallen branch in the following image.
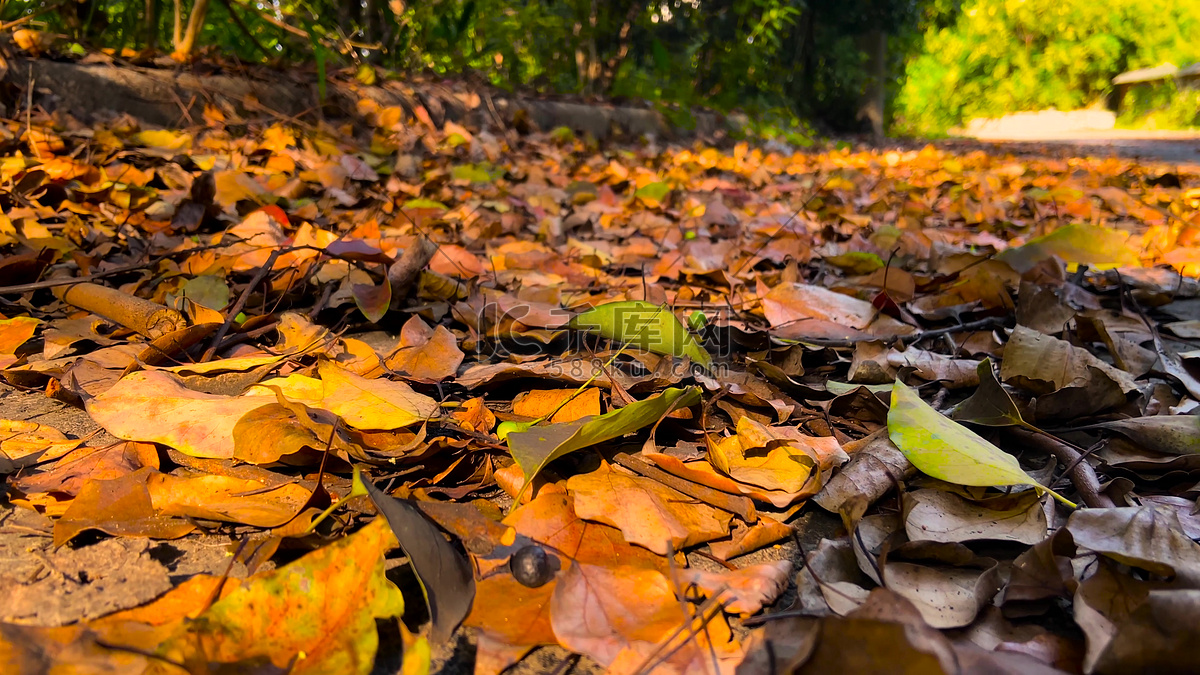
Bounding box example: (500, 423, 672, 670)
(52, 282, 186, 340)
(1006, 427, 1113, 508)
(387, 236, 438, 303)
(612, 451, 757, 521)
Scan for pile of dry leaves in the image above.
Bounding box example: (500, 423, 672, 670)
(3, 94, 1200, 675)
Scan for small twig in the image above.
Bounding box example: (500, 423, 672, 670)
(612, 451, 756, 522)
(0, 240, 245, 295)
(1006, 427, 1113, 508)
(0, 2, 67, 32)
(780, 315, 1007, 348)
(217, 0, 272, 60)
(201, 248, 283, 361)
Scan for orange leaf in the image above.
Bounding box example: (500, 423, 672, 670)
(567, 461, 732, 555)
(512, 388, 601, 423)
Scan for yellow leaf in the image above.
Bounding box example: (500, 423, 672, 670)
(317, 360, 439, 429)
(887, 380, 1074, 507)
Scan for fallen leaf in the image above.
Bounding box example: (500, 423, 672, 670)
(506, 386, 700, 497)
(709, 416, 844, 494)
(762, 283, 914, 338)
(86, 370, 272, 458)
(998, 223, 1138, 273)
(567, 460, 732, 555)
(883, 559, 1002, 629)
(157, 518, 412, 674)
(54, 467, 197, 546)
(887, 380, 1073, 506)
(0, 316, 39, 368)
(316, 359, 439, 429)
(382, 315, 465, 381)
(0, 419, 83, 464)
(677, 560, 793, 614)
(512, 387, 602, 423)
(569, 301, 712, 370)
(903, 489, 1048, 545)
(363, 475, 475, 645)
(1095, 415, 1200, 456)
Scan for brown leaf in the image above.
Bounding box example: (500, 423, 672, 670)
(54, 467, 197, 546)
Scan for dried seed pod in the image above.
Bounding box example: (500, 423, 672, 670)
(510, 544, 555, 588)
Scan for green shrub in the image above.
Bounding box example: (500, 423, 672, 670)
(894, 0, 1200, 134)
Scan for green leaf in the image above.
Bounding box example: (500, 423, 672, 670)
(634, 181, 671, 204)
(362, 475, 475, 646)
(402, 198, 449, 210)
(887, 380, 1074, 507)
(352, 279, 391, 323)
(507, 386, 701, 497)
(180, 275, 232, 311)
(450, 164, 493, 184)
(996, 223, 1138, 273)
(825, 381, 893, 395)
(825, 251, 884, 274)
(568, 301, 712, 370)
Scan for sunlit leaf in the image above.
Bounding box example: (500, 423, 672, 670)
(568, 301, 712, 370)
(157, 518, 412, 674)
(316, 360, 439, 429)
(506, 386, 701, 496)
(887, 380, 1074, 507)
(997, 223, 1138, 273)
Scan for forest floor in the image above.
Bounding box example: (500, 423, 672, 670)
(5, 57, 1200, 675)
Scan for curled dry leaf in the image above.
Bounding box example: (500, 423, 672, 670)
(382, 314, 465, 381)
(677, 560, 793, 614)
(903, 489, 1048, 545)
(709, 416, 846, 495)
(814, 430, 914, 519)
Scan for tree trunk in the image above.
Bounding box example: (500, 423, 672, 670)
(173, 0, 211, 60)
(856, 29, 887, 139)
(144, 0, 158, 51)
(173, 0, 183, 48)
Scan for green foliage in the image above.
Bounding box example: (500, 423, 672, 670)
(1119, 83, 1200, 130)
(4, 0, 926, 134)
(895, 0, 1200, 134)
